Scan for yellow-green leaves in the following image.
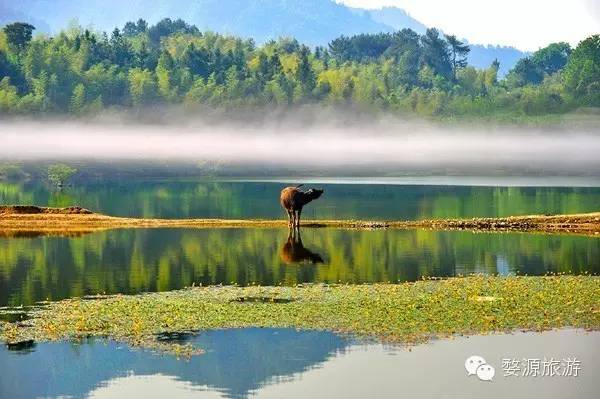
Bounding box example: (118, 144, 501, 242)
(1, 276, 598, 356)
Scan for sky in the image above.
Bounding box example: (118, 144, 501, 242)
(338, 0, 600, 51)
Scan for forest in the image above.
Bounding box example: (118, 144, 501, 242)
(0, 18, 598, 119)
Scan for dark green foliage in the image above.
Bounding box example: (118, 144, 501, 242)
(296, 45, 316, 94)
(275, 37, 300, 54)
(123, 19, 148, 37)
(508, 57, 545, 86)
(328, 29, 422, 67)
(532, 42, 571, 75)
(147, 18, 199, 46)
(445, 34, 470, 80)
(109, 28, 134, 67)
(182, 44, 210, 78)
(507, 42, 572, 87)
(329, 33, 395, 62)
(421, 29, 452, 79)
(3, 22, 35, 49)
(0, 50, 25, 90)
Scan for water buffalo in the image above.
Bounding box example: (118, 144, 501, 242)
(280, 184, 324, 228)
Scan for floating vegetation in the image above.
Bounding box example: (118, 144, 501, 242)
(1, 276, 598, 357)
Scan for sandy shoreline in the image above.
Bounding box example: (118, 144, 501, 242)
(1, 205, 599, 237)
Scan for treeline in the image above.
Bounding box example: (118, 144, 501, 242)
(0, 19, 598, 118)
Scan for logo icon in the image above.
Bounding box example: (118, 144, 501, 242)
(465, 355, 495, 381)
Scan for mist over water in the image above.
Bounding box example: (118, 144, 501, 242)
(2, 116, 599, 175)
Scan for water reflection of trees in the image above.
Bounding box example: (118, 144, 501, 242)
(0, 228, 597, 306)
(2, 181, 600, 220)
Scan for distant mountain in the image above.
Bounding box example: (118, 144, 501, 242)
(0, 0, 392, 45)
(467, 44, 529, 76)
(1, 0, 525, 74)
(366, 6, 527, 75)
(361, 6, 427, 35)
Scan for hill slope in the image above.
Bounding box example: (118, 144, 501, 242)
(0, 0, 391, 45)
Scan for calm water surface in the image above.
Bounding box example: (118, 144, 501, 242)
(1, 228, 598, 306)
(2, 178, 600, 219)
(1, 178, 599, 306)
(1, 178, 598, 397)
(0, 328, 597, 399)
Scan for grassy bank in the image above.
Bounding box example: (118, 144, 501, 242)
(1, 276, 599, 356)
(1, 206, 599, 236)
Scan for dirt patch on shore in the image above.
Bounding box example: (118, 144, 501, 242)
(0, 205, 93, 215)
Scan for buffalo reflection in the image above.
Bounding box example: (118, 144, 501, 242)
(280, 229, 324, 264)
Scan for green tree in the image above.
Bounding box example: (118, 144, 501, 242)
(295, 46, 315, 96)
(484, 59, 500, 89)
(147, 18, 199, 46)
(0, 49, 25, 89)
(531, 42, 571, 75)
(182, 44, 210, 78)
(0, 77, 20, 112)
(156, 51, 176, 101)
(507, 42, 571, 87)
(128, 68, 157, 105)
(123, 19, 148, 37)
(384, 29, 421, 87)
(421, 29, 452, 79)
(84, 64, 128, 106)
(47, 164, 77, 187)
(110, 28, 134, 66)
(445, 34, 470, 80)
(563, 35, 600, 105)
(255, 52, 271, 84)
(224, 66, 242, 100)
(3, 23, 35, 50)
(507, 57, 544, 87)
(69, 83, 86, 113)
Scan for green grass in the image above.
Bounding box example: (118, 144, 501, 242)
(1, 275, 599, 357)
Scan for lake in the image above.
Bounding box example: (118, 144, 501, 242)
(1, 178, 599, 306)
(0, 328, 597, 399)
(1, 178, 598, 397)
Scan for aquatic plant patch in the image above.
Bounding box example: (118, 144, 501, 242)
(1, 276, 598, 357)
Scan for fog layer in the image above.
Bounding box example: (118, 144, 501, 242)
(2, 120, 599, 174)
